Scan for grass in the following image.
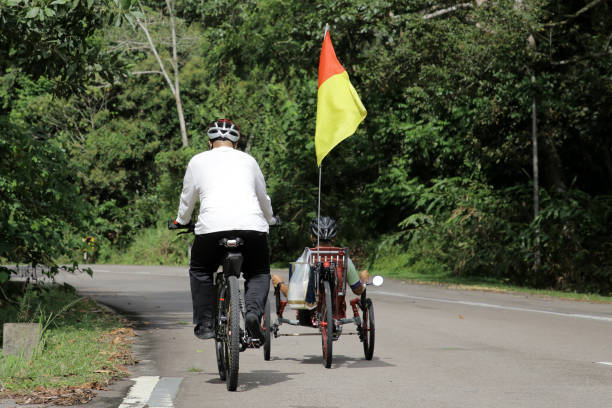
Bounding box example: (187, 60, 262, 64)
(98, 223, 190, 266)
(370, 250, 612, 304)
(0, 283, 134, 402)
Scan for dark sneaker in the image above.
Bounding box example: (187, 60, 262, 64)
(245, 312, 265, 342)
(194, 322, 214, 340)
(297, 309, 314, 327)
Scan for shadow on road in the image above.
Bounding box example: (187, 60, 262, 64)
(269, 354, 394, 369)
(205, 369, 301, 391)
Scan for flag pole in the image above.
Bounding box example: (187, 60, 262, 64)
(317, 164, 322, 255)
(316, 23, 329, 258)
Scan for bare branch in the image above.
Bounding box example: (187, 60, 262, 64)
(423, 3, 472, 19)
(131, 70, 163, 75)
(551, 49, 612, 66)
(136, 2, 176, 96)
(546, 0, 606, 27)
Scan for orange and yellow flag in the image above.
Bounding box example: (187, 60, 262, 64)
(315, 29, 367, 166)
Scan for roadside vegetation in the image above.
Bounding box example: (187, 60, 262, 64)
(1, 0, 611, 303)
(0, 283, 134, 404)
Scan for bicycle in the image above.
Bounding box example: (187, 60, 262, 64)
(168, 220, 272, 391)
(271, 246, 383, 368)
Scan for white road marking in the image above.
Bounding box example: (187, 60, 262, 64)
(118, 376, 160, 408)
(375, 291, 612, 322)
(596, 362, 612, 366)
(118, 376, 183, 408)
(148, 377, 183, 408)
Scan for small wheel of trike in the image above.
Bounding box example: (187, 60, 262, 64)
(361, 298, 375, 360)
(320, 280, 333, 368)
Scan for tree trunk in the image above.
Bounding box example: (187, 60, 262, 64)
(542, 134, 567, 193)
(136, 0, 189, 147)
(167, 0, 188, 148)
(531, 75, 541, 269)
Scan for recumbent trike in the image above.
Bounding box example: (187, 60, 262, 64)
(265, 246, 383, 368)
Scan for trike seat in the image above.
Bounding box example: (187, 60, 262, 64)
(309, 246, 348, 320)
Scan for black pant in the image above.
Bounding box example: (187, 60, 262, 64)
(189, 230, 270, 326)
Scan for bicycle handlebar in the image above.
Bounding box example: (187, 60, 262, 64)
(168, 219, 195, 234)
(270, 215, 281, 227)
(168, 215, 279, 234)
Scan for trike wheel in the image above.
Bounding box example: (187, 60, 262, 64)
(320, 280, 333, 368)
(225, 276, 241, 391)
(263, 297, 271, 361)
(361, 298, 375, 360)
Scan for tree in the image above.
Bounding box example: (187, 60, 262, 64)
(0, 0, 135, 277)
(133, 0, 189, 147)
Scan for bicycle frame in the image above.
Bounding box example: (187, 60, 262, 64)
(214, 238, 263, 351)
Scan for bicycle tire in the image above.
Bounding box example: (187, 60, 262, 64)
(215, 284, 227, 381)
(320, 280, 333, 368)
(362, 299, 375, 360)
(263, 297, 271, 361)
(215, 339, 226, 380)
(225, 275, 241, 391)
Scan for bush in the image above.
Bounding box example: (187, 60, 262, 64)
(383, 178, 612, 295)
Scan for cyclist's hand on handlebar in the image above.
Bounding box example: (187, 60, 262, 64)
(168, 219, 193, 230)
(270, 215, 281, 227)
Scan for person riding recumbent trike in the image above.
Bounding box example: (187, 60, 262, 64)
(266, 216, 383, 368)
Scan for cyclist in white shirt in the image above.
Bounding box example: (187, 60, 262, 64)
(175, 119, 278, 340)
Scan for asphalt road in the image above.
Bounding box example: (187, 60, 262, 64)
(52, 265, 612, 408)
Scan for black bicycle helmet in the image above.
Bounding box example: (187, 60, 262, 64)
(207, 118, 240, 142)
(310, 216, 338, 241)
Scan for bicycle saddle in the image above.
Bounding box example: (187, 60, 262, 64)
(219, 237, 244, 248)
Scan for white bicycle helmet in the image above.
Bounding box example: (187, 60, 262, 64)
(207, 118, 240, 142)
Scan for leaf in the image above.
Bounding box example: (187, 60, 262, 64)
(130, 10, 144, 20)
(50, 0, 68, 4)
(44, 7, 56, 17)
(0, 269, 10, 284)
(25, 7, 40, 18)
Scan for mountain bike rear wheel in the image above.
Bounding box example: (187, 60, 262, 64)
(225, 275, 241, 391)
(215, 285, 227, 380)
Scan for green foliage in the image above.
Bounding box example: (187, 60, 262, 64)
(2, 0, 611, 294)
(98, 222, 190, 265)
(0, 0, 137, 271)
(376, 178, 612, 294)
(0, 117, 88, 267)
(524, 190, 612, 292)
(0, 0, 136, 93)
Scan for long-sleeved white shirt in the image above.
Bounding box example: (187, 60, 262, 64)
(176, 146, 274, 234)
